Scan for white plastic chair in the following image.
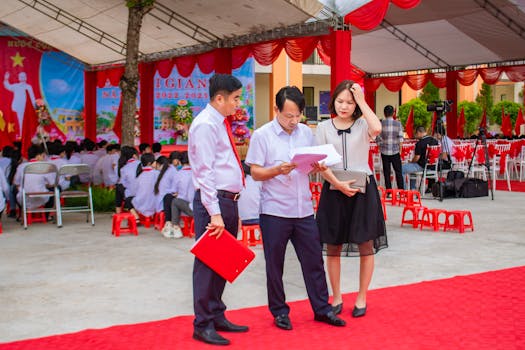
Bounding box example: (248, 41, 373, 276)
(21, 162, 59, 229)
(56, 164, 95, 227)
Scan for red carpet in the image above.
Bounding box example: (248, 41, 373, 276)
(496, 180, 525, 192)
(2, 267, 524, 350)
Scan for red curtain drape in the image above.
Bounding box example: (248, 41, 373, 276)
(139, 62, 155, 145)
(84, 71, 97, 141)
(345, 0, 420, 30)
(96, 67, 124, 88)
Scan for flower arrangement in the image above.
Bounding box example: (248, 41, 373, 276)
(35, 99, 51, 127)
(170, 100, 193, 142)
(231, 107, 251, 143)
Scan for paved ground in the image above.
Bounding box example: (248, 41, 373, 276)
(1, 190, 524, 343)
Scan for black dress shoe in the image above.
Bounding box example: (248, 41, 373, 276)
(274, 314, 292, 330)
(193, 328, 230, 346)
(214, 318, 249, 332)
(332, 303, 343, 315)
(352, 305, 367, 318)
(314, 311, 346, 326)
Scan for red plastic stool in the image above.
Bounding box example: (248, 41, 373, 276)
(180, 216, 194, 237)
(401, 206, 427, 228)
(419, 208, 447, 231)
(241, 224, 262, 247)
(385, 189, 403, 206)
(154, 211, 165, 231)
(444, 210, 474, 234)
(27, 211, 47, 225)
(112, 213, 138, 237)
(404, 190, 422, 207)
(138, 213, 154, 228)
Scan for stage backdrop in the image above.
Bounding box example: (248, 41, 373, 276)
(0, 30, 85, 148)
(153, 57, 255, 145)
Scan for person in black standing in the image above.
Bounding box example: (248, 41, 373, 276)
(188, 74, 247, 346)
(377, 105, 404, 190)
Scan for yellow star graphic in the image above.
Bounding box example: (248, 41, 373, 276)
(8, 122, 16, 133)
(11, 52, 25, 67)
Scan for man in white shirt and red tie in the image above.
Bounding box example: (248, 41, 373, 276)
(188, 74, 248, 346)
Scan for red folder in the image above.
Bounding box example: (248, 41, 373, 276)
(190, 229, 255, 283)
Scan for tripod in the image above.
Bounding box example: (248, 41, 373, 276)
(466, 127, 494, 200)
(433, 118, 452, 202)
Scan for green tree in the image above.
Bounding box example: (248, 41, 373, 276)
(475, 83, 493, 115)
(398, 98, 432, 135)
(419, 82, 440, 106)
(490, 101, 523, 125)
(120, 0, 155, 147)
(457, 101, 482, 137)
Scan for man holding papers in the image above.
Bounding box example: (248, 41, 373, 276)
(188, 74, 248, 346)
(245, 86, 346, 331)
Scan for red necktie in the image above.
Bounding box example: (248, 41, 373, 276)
(224, 118, 245, 186)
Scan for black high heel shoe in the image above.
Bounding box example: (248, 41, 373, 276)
(332, 303, 343, 315)
(352, 305, 367, 318)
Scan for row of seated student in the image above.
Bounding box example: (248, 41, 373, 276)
(117, 149, 194, 238)
(0, 140, 163, 220)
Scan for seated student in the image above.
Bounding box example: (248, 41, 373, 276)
(14, 144, 55, 212)
(125, 153, 159, 221)
(47, 143, 70, 191)
(162, 152, 194, 238)
(65, 141, 82, 165)
(152, 142, 162, 159)
(0, 146, 14, 176)
(402, 126, 439, 190)
(0, 169, 9, 219)
(6, 150, 22, 218)
(153, 154, 178, 237)
(79, 139, 101, 183)
(116, 146, 139, 213)
(139, 142, 152, 155)
(100, 144, 121, 187)
(238, 161, 261, 225)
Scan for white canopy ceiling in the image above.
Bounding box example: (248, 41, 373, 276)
(0, 0, 524, 75)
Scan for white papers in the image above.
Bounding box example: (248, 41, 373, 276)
(290, 144, 342, 169)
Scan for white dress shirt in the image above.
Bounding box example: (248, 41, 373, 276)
(188, 104, 243, 216)
(245, 118, 315, 219)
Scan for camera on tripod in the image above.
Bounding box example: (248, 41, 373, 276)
(426, 100, 453, 114)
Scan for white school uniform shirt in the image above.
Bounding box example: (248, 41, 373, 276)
(0, 157, 10, 177)
(67, 153, 82, 165)
(238, 175, 262, 221)
(245, 118, 315, 219)
(188, 103, 244, 216)
(173, 165, 195, 208)
(101, 153, 119, 186)
(14, 160, 55, 210)
(0, 170, 9, 213)
(48, 156, 70, 190)
(92, 156, 105, 185)
(120, 159, 140, 197)
(154, 165, 178, 212)
(131, 167, 159, 216)
(79, 152, 100, 183)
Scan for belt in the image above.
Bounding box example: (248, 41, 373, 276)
(217, 190, 241, 201)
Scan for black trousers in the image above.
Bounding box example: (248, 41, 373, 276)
(259, 214, 331, 317)
(381, 153, 404, 190)
(192, 190, 239, 331)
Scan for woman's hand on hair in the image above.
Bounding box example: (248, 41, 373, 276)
(350, 83, 365, 105)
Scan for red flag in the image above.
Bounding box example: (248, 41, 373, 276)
(21, 91, 39, 159)
(514, 108, 524, 136)
(457, 107, 466, 138)
(430, 111, 438, 135)
(112, 98, 123, 142)
(501, 113, 512, 138)
(479, 108, 487, 129)
(393, 107, 397, 120)
(405, 105, 414, 138)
